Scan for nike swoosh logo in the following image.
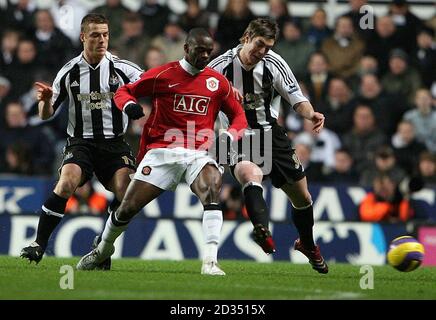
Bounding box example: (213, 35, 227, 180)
(168, 83, 180, 88)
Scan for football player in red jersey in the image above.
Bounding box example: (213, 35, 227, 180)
(77, 28, 247, 275)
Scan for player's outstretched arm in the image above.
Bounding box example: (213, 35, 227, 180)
(34, 82, 54, 120)
(294, 101, 325, 134)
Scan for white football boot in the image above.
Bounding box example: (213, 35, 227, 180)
(76, 243, 114, 271)
(201, 259, 226, 276)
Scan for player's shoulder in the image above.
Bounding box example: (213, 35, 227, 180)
(264, 49, 288, 66)
(109, 52, 143, 73)
(204, 67, 231, 84)
(208, 48, 236, 68)
(54, 54, 82, 81)
(143, 61, 179, 78)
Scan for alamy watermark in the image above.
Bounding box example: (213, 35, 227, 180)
(359, 265, 374, 290)
(59, 265, 74, 290)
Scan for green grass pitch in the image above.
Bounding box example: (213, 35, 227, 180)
(1, 255, 435, 300)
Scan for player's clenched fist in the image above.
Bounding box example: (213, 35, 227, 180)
(34, 82, 53, 102)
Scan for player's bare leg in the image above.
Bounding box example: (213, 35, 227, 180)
(191, 164, 225, 276)
(77, 179, 163, 270)
(282, 178, 328, 274)
(233, 161, 275, 254)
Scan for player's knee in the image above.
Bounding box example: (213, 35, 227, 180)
(235, 161, 263, 184)
(55, 179, 78, 198)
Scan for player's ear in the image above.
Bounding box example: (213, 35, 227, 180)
(183, 43, 189, 54)
(80, 33, 85, 43)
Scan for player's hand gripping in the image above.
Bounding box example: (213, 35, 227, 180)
(124, 103, 145, 120)
(34, 82, 53, 103)
(311, 112, 325, 134)
(230, 82, 243, 102)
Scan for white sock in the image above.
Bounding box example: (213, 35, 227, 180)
(98, 214, 128, 254)
(202, 209, 223, 262)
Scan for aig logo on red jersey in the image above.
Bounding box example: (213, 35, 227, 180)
(174, 94, 211, 115)
(206, 77, 219, 92)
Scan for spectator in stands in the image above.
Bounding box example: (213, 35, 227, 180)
(275, 19, 315, 79)
(93, 0, 130, 44)
(305, 8, 332, 49)
(0, 0, 36, 37)
(342, 0, 375, 43)
(0, 30, 20, 71)
(294, 142, 326, 183)
(360, 145, 407, 188)
(359, 173, 414, 222)
(388, 0, 424, 55)
(321, 16, 365, 79)
(365, 15, 400, 76)
(151, 20, 186, 63)
(0, 142, 32, 175)
(5, 39, 39, 100)
(0, 75, 11, 111)
(65, 181, 108, 215)
(139, 0, 172, 38)
(342, 104, 387, 174)
(418, 152, 436, 187)
(50, 0, 88, 48)
(403, 88, 436, 153)
(178, 0, 210, 32)
(112, 12, 150, 66)
(317, 77, 356, 135)
(325, 148, 359, 184)
(220, 184, 247, 221)
(391, 120, 427, 175)
(294, 119, 341, 170)
(412, 27, 436, 88)
(268, 0, 293, 40)
(214, 0, 256, 54)
(301, 52, 332, 108)
(32, 9, 74, 74)
(348, 55, 379, 91)
(358, 73, 407, 136)
(143, 46, 166, 71)
(381, 48, 422, 105)
(0, 101, 54, 175)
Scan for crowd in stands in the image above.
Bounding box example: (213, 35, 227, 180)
(0, 0, 434, 220)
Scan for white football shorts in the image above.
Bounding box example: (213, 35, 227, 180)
(133, 147, 223, 191)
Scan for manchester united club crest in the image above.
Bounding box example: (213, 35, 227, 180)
(142, 166, 152, 175)
(206, 77, 219, 92)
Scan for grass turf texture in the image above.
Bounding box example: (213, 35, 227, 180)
(1, 256, 435, 300)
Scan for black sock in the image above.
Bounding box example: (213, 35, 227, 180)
(35, 192, 68, 250)
(292, 205, 315, 248)
(243, 184, 269, 228)
(110, 209, 129, 227)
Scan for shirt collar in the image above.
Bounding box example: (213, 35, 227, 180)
(179, 58, 203, 75)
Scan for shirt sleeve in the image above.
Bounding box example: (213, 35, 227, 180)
(51, 69, 69, 111)
(266, 52, 308, 109)
(114, 68, 160, 111)
(219, 78, 247, 140)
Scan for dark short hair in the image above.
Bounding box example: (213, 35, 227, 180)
(186, 28, 211, 45)
(81, 13, 109, 33)
(240, 18, 279, 43)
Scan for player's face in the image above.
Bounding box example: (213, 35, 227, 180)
(242, 36, 275, 66)
(81, 23, 109, 63)
(185, 36, 214, 70)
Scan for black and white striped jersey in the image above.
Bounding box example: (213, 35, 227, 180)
(51, 51, 143, 139)
(209, 45, 308, 130)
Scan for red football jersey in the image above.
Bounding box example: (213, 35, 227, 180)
(115, 60, 247, 161)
